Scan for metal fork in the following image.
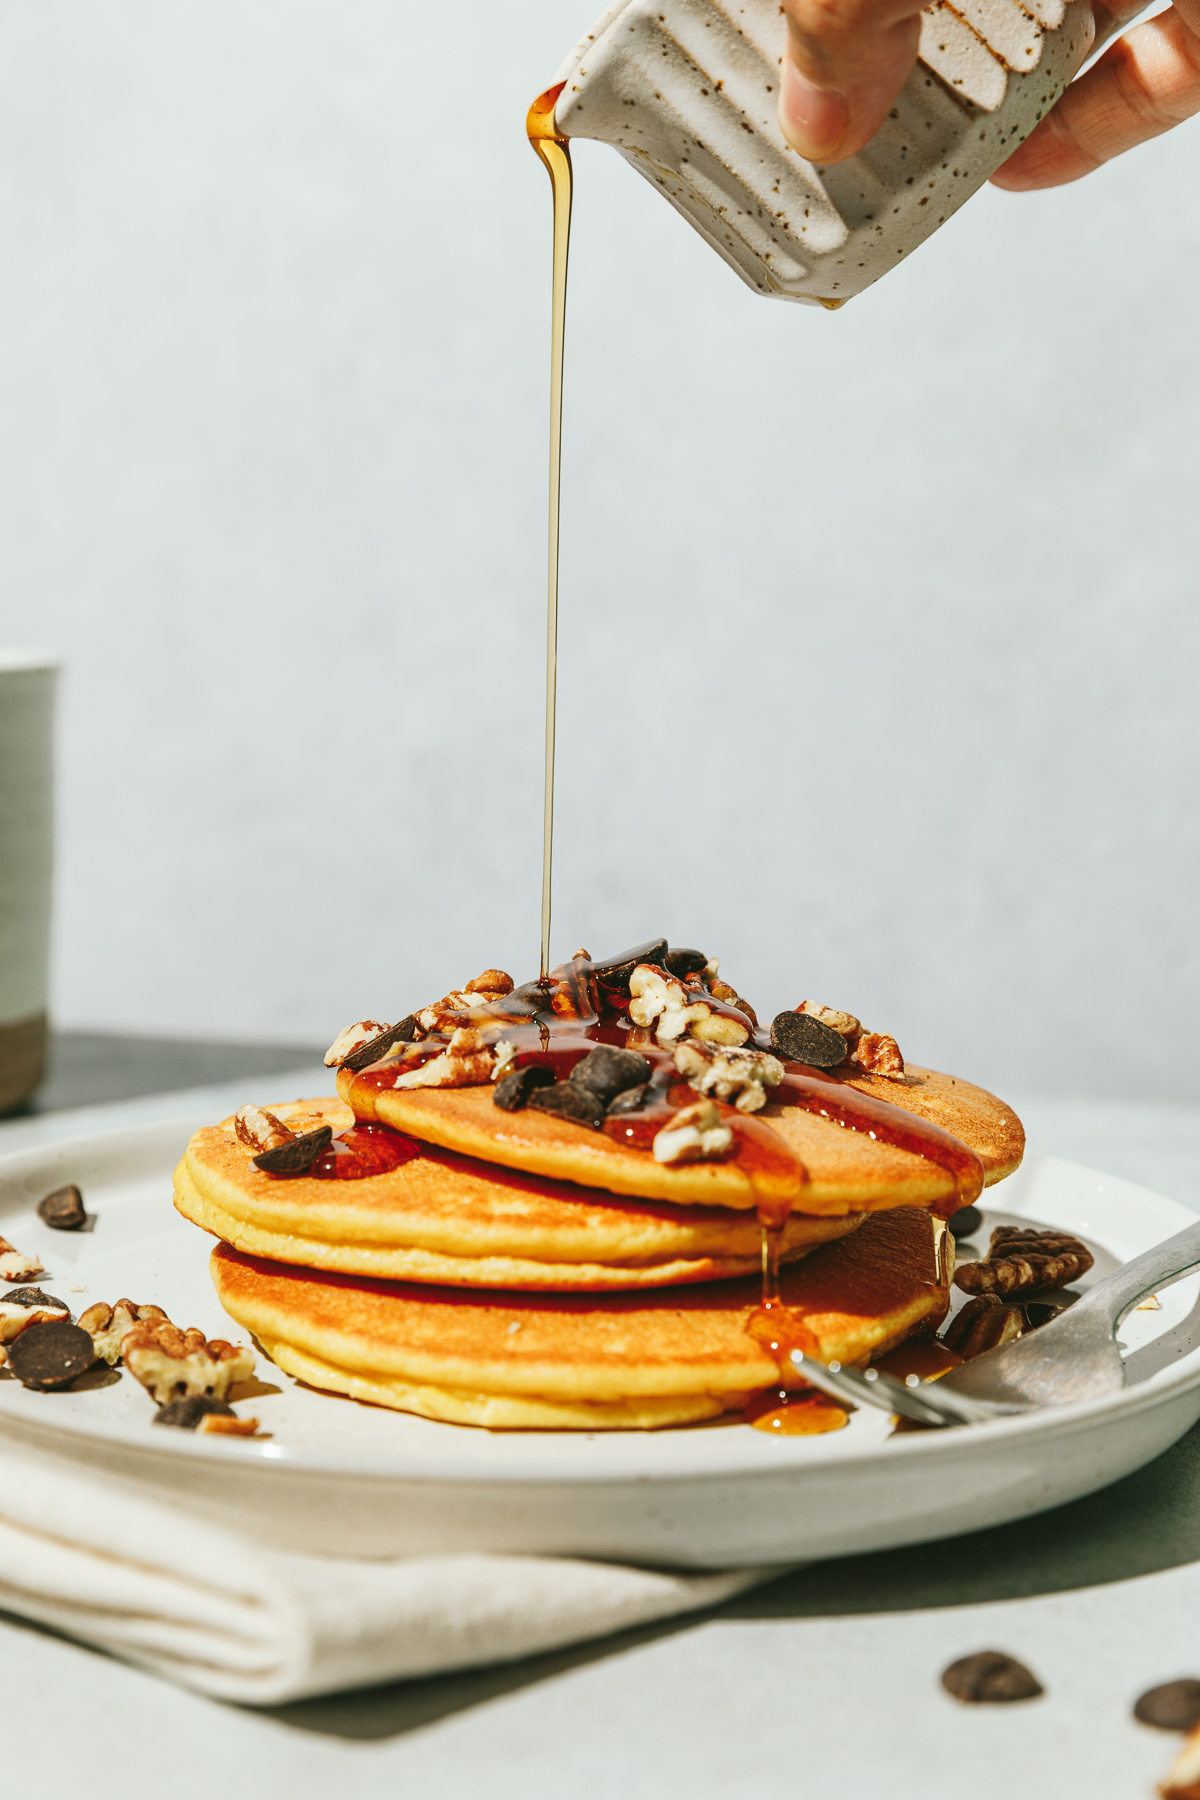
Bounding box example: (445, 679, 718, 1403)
(793, 1217, 1200, 1428)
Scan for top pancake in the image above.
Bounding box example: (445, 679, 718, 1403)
(340, 1063, 1024, 1216)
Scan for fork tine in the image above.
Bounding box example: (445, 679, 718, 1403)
(790, 1352, 1021, 1428)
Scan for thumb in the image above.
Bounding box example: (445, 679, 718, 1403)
(777, 0, 928, 164)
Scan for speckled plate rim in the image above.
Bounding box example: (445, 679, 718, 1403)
(0, 1115, 1196, 1487)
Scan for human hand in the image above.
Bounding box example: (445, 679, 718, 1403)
(777, 0, 1200, 189)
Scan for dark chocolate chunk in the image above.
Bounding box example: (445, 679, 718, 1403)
(664, 948, 709, 979)
(154, 1395, 237, 1430)
(1134, 1680, 1200, 1732)
(940, 1651, 1044, 1704)
(36, 1184, 87, 1230)
(339, 1017, 418, 1074)
(493, 1064, 557, 1111)
(6, 1321, 99, 1390)
(527, 1082, 607, 1130)
(590, 939, 669, 999)
(252, 1125, 333, 1175)
(948, 1205, 982, 1239)
(2, 1287, 70, 1315)
(606, 1083, 650, 1116)
(569, 1046, 652, 1107)
(770, 1011, 850, 1069)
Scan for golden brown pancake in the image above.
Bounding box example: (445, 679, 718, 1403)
(175, 1097, 862, 1289)
(211, 1204, 949, 1430)
(340, 1064, 1024, 1215)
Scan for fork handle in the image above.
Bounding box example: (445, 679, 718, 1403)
(1075, 1217, 1200, 1327)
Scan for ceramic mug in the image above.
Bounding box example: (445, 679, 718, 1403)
(0, 651, 56, 1111)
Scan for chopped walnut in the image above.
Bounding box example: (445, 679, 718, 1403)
(392, 1026, 501, 1091)
(78, 1299, 169, 1366)
(197, 1413, 262, 1437)
(233, 1104, 296, 1153)
(491, 1040, 518, 1079)
(415, 990, 494, 1035)
(464, 969, 514, 995)
(122, 1319, 255, 1407)
(628, 965, 750, 1049)
(674, 1041, 783, 1114)
(709, 980, 759, 1026)
(852, 1031, 905, 1079)
(652, 1099, 734, 1165)
(323, 1020, 392, 1069)
(955, 1227, 1094, 1300)
(797, 1002, 861, 1043)
(0, 1299, 69, 1352)
(1160, 1721, 1200, 1800)
(0, 1237, 44, 1283)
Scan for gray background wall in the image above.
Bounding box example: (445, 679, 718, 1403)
(0, 0, 1194, 1103)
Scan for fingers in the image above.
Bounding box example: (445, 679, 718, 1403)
(777, 0, 928, 162)
(992, 2, 1200, 189)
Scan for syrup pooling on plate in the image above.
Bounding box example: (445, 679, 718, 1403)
(743, 1387, 850, 1436)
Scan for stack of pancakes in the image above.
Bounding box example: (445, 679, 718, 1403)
(174, 1017, 1025, 1430)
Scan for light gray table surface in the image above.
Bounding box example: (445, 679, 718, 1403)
(2, 1045, 1200, 1800)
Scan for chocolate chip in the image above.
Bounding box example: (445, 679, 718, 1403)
(770, 1011, 849, 1068)
(606, 1083, 650, 1116)
(664, 948, 709, 979)
(339, 1017, 418, 1073)
(493, 1064, 557, 1111)
(252, 1126, 333, 1175)
(154, 1395, 237, 1430)
(36, 1184, 87, 1230)
(2, 1287, 70, 1315)
(527, 1082, 607, 1130)
(941, 1652, 1044, 1704)
(1023, 1293, 1080, 1329)
(590, 939, 669, 999)
(948, 1205, 982, 1239)
(569, 1046, 652, 1107)
(6, 1321, 99, 1390)
(1134, 1680, 1200, 1732)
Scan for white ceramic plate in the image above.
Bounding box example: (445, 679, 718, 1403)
(0, 1114, 1197, 1567)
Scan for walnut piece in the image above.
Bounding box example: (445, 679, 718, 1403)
(78, 1299, 169, 1366)
(464, 969, 514, 996)
(852, 1031, 905, 1079)
(0, 1298, 70, 1363)
(941, 1293, 1024, 1357)
(673, 1041, 783, 1114)
(1159, 1721, 1200, 1800)
(653, 1099, 734, 1165)
(233, 1104, 295, 1153)
(197, 1413, 262, 1437)
(392, 1025, 501, 1090)
(0, 1237, 44, 1283)
(323, 1020, 392, 1068)
(797, 1001, 861, 1042)
(121, 1318, 255, 1407)
(628, 965, 750, 1049)
(955, 1227, 1094, 1300)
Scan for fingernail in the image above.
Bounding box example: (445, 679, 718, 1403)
(778, 59, 850, 162)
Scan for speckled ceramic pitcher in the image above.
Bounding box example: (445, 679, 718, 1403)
(552, 0, 1095, 305)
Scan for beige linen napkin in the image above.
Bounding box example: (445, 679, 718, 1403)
(0, 1441, 766, 1702)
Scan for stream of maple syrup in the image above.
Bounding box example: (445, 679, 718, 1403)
(527, 84, 572, 984)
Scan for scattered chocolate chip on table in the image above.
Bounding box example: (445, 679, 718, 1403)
(1135, 1680, 1200, 1732)
(36, 1184, 87, 1230)
(6, 1320, 99, 1390)
(941, 1651, 1045, 1704)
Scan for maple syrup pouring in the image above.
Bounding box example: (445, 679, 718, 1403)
(527, 83, 573, 983)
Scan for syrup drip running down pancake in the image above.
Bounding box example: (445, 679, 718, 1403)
(174, 1098, 864, 1290)
(211, 1204, 949, 1430)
